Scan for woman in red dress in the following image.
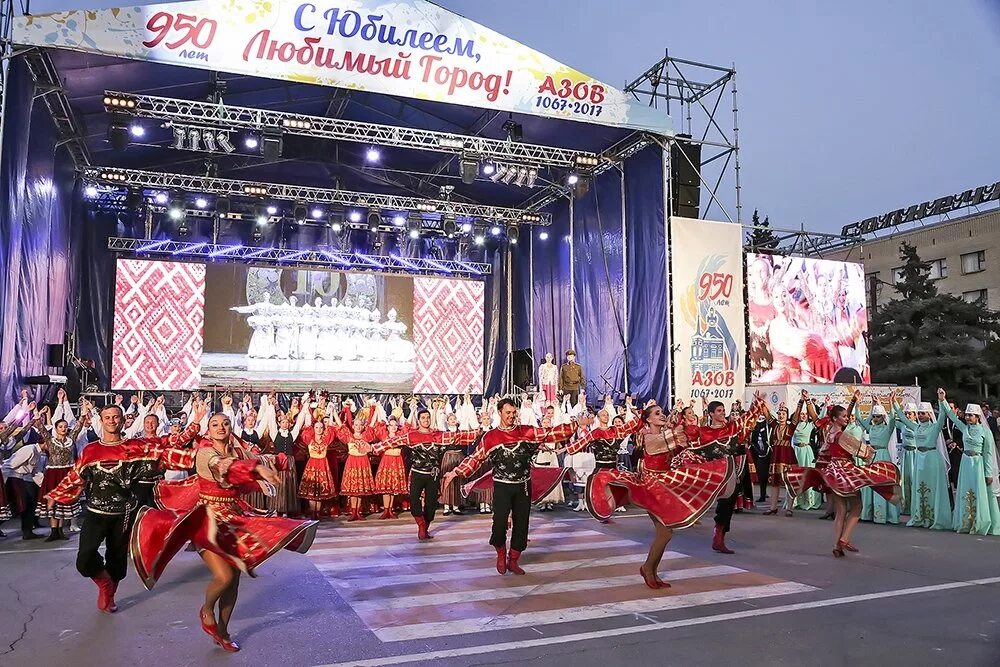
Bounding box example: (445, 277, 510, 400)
(782, 402, 900, 557)
(373, 417, 408, 519)
(130, 413, 318, 652)
(297, 421, 337, 518)
(578, 405, 735, 589)
(760, 397, 803, 516)
(332, 405, 378, 521)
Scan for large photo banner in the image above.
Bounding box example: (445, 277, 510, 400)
(13, 0, 671, 133)
(747, 383, 921, 416)
(670, 217, 746, 405)
(747, 254, 870, 384)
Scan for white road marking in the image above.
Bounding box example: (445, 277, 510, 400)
(316, 577, 1000, 666)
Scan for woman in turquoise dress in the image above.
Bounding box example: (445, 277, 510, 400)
(791, 395, 824, 510)
(898, 403, 917, 515)
(854, 397, 900, 524)
(892, 396, 952, 530)
(939, 390, 1000, 535)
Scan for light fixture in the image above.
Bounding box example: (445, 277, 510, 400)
(406, 217, 421, 239)
(472, 220, 486, 245)
(168, 192, 185, 221)
(331, 221, 343, 233)
(521, 213, 543, 223)
(107, 115, 131, 151)
(84, 185, 99, 198)
(574, 154, 600, 168)
(262, 128, 283, 159)
(461, 222, 473, 233)
(266, 205, 278, 215)
(169, 208, 184, 221)
(243, 184, 268, 196)
(367, 209, 381, 231)
(539, 231, 549, 240)
(490, 225, 501, 236)
(507, 224, 519, 244)
(443, 214, 457, 237)
(281, 118, 312, 130)
(99, 170, 127, 182)
(408, 228, 420, 239)
(392, 214, 407, 227)
(460, 157, 478, 184)
(482, 163, 496, 176)
(489, 164, 505, 182)
(217, 133, 236, 154)
(244, 136, 259, 149)
(102, 94, 137, 110)
(129, 124, 145, 138)
(154, 192, 168, 204)
(293, 203, 307, 223)
(567, 173, 580, 186)
(195, 197, 208, 209)
(256, 215, 268, 226)
(416, 202, 437, 212)
(216, 197, 231, 217)
(514, 167, 529, 187)
(311, 207, 324, 219)
(526, 168, 538, 188)
(501, 166, 517, 185)
(503, 114, 523, 142)
(438, 137, 465, 149)
(365, 147, 381, 163)
(348, 210, 362, 223)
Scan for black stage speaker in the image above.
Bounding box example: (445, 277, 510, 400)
(47, 344, 65, 368)
(511, 348, 534, 390)
(671, 134, 702, 219)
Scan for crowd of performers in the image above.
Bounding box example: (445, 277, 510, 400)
(1, 384, 997, 650)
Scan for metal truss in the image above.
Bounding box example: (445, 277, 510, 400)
(17, 47, 91, 168)
(744, 225, 852, 258)
(105, 90, 598, 169)
(625, 52, 742, 223)
(85, 167, 551, 225)
(107, 237, 492, 277)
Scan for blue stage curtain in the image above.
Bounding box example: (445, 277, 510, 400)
(623, 145, 670, 403)
(75, 210, 118, 390)
(572, 170, 626, 401)
(532, 201, 572, 374)
(0, 59, 78, 412)
(483, 247, 509, 395)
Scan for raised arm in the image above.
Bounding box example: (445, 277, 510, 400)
(563, 417, 644, 455)
(451, 438, 490, 479)
(892, 399, 918, 430)
(938, 391, 968, 438)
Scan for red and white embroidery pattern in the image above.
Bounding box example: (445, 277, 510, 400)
(412, 277, 484, 394)
(112, 259, 205, 390)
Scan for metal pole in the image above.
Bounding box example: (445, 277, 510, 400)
(0, 0, 14, 171)
(664, 142, 674, 406)
(569, 192, 575, 351)
(620, 165, 629, 396)
(731, 65, 743, 224)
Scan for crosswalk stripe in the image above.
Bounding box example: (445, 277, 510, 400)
(309, 539, 641, 567)
(351, 565, 746, 612)
(373, 581, 817, 642)
(322, 552, 688, 589)
(309, 524, 605, 546)
(307, 530, 606, 557)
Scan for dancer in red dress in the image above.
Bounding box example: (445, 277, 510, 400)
(783, 399, 900, 557)
(331, 403, 379, 521)
(130, 413, 318, 652)
(760, 396, 803, 517)
(372, 416, 408, 519)
(297, 420, 336, 518)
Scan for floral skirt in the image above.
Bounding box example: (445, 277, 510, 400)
(341, 454, 375, 497)
(373, 454, 408, 495)
(299, 457, 337, 501)
(784, 458, 901, 501)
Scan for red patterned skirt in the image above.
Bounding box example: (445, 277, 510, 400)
(340, 454, 375, 497)
(373, 453, 408, 495)
(768, 441, 797, 486)
(299, 457, 337, 501)
(130, 498, 318, 589)
(587, 455, 734, 528)
(37, 466, 82, 520)
(783, 458, 901, 501)
(461, 466, 567, 504)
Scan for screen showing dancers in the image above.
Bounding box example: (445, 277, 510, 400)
(746, 254, 870, 384)
(111, 259, 485, 393)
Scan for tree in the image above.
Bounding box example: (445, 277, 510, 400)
(745, 209, 779, 253)
(869, 242, 1000, 404)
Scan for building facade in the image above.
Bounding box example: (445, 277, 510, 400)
(822, 207, 1000, 311)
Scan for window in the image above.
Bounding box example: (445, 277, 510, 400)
(928, 258, 947, 280)
(962, 289, 987, 304)
(961, 251, 985, 274)
(892, 267, 904, 284)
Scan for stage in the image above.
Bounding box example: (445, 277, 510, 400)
(200, 353, 414, 393)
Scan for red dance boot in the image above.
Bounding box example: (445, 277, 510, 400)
(378, 508, 392, 520)
(415, 517, 430, 540)
(347, 506, 360, 522)
(495, 546, 508, 574)
(712, 525, 735, 554)
(91, 571, 115, 613)
(107, 579, 119, 613)
(506, 549, 525, 575)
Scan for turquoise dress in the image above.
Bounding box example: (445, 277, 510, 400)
(791, 419, 823, 510)
(854, 406, 900, 524)
(899, 424, 916, 515)
(893, 405, 953, 530)
(941, 403, 1000, 535)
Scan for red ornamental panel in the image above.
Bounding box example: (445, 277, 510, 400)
(111, 259, 205, 390)
(412, 277, 485, 394)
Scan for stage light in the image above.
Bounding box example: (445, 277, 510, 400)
(99, 170, 127, 182)
(266, 205, 278, 215)
(154, 192, 168, 204)
(216, 197, 231, 217)
(501, 166, 517, 185)
(348, 210, 362, 223)
(482, 163, 496, 176)
(130, 124, 145, 138)
(460, 157, 478, 184)
(367, 209, 381, 231)
(256, 215, 268, 226)
(293, 203, 307, 223)
(168, 193, 185, 221)
(365, 147, 381, 163)
(490, 163, 506, 183)
(521, 213, 543, 223)
(84, 185, 99, 199)
(461, 222, 473, 234)
(244, 136, 259, 150)
(474, 236, 485, 246)
(102, 94, 137, 110)
(193, 197, 207, 209)
(108, 116, 131, 151)
(416, 202, 437, 212)
(217, 133, 236, 154)
(393, 214, 407, 227)
(262, 129, 283, 159)
(311, 207, 324, 219)
(281, 118, 312, 130)
(526, 168, 538, 188)
(472, 220, 486, 245)
(177, 220, 190, 237)
(438, 137, 465, 149)
(490, 225, 502, 236)
(506, 224, 519, 244)
(503, 114, 523, 142)
(252, 228, 263, 243)
(574, 153, 600, 168)
(514, 167, 528, 187)
(408, 228, 420, 239)
(567, 173, 580, 186)
(243, 184, 268, 197)
(169, 208, 184, 221)
(539, 231, 549, 240)
(443, 215, 457, 238)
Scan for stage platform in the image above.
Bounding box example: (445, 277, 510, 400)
(200, 353, 415, 393)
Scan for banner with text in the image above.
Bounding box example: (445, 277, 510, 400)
(670, 217, 746, 405)
(13, 1, 672, 134)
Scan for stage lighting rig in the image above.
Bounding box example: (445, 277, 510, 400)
(443, 214, 457, 238)
(107, 114, 131, 151)
(242, 184, 268, 197)
(513, 167, 529, 187)
(460, 156, 479, 184)
(472, 221, 487, 245)
(574, 154, 600, 168)
(406, 217, 421, 239)
(521, 213, 543, 223)
(102, 94, 137, 110)
(416, 202, 437, 213)
(489, 164, 506, 183)
(262, 129, 283, 159)
(503, 114, 523, 142)
(168, 192, 186, 220)
(367, 208, 381, 231)
(507, 223, 520, 244)
(293, 203, 308, 223)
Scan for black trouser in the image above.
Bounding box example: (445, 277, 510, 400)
(492, 480, 531, 552)
(714, 488, 738, 533)
(133, 482, 156, 509)
(752, 451, 771, 499)
(11, 478, 38, 535)
(564, 388, 580, 404)
(77, 510, 129, 582)
(409, 471, 440, 524)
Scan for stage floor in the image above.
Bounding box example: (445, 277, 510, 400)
(200, 353, 414, 393)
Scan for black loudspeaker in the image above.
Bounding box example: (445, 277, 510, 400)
(670, 134, 702, 219)
(511, 348, 534, 389)
(47, 344, 65, 368)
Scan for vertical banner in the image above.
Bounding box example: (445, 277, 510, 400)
(670, 217, 746, 405)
